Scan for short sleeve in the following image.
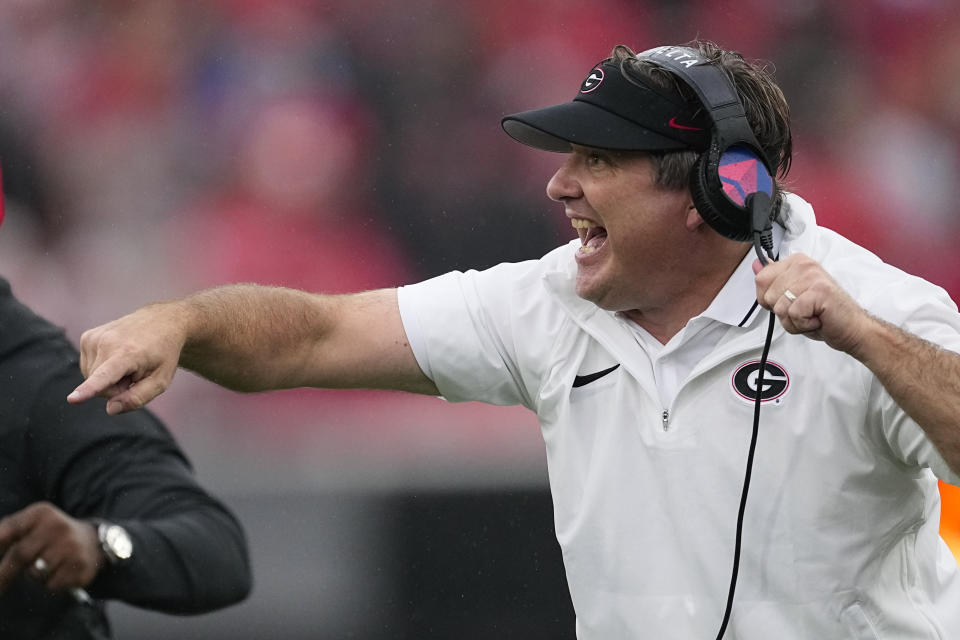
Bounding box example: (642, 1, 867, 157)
(397, 268, 530, 407)
(397, 252, 575, 410)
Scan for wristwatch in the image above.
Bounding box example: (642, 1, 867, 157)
(93, 520, 134, 565)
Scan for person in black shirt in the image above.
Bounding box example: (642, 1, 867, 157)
(0, 277, 251, 639)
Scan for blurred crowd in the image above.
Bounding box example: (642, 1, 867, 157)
(0, 0, 959, 471)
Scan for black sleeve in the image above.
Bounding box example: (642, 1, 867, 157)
(23, 343, 252, 614)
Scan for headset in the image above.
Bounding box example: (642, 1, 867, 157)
(629, 46, 780, 639)
(631, 46, 777, 260)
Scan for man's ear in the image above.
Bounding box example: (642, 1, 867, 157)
(685, 203, 705, 231)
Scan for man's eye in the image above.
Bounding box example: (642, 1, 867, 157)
(587, 151, 606, 165)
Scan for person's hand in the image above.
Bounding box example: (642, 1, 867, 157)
(67, 303, 187, 414)
(0, 503, 103, 594)
(753, 253, 874, 356)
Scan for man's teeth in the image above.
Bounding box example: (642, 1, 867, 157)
(572, 218, 602, 253)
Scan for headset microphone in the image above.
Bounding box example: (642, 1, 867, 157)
(749, 191, 774, 265)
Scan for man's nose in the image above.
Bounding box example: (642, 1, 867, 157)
(546, 156, 582, 202)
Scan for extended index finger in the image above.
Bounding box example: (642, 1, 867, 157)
(66, 356, 137, 405)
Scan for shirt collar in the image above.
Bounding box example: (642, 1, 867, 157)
(695, 220, 786, 328)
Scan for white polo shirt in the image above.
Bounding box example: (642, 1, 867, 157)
(397, 193, 960, 639)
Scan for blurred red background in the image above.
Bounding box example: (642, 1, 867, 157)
(1, 1, 959, 636)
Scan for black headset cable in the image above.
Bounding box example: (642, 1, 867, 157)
(714, 192, 777, 639)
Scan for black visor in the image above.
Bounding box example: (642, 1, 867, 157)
(501, 59, 710, 153)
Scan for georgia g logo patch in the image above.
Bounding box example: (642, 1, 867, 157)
(580, 67, 604, 93)
(731, 359, 790, 405)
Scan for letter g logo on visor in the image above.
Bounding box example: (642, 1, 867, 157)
(580, 67, 604, 93)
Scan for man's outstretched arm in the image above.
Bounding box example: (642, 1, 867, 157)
(68, 284, 438, 414)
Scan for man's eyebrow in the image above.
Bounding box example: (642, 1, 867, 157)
(570, 144, 649, 159)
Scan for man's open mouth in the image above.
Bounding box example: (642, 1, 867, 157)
(571, 218, 608, 254)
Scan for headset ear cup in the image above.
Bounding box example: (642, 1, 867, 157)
(689, 151, 751, 241)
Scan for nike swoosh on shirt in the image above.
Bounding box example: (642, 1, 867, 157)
(572, 364, 621, 388)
